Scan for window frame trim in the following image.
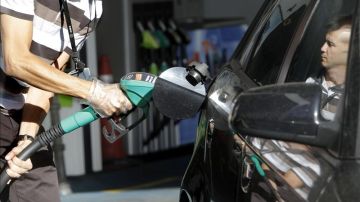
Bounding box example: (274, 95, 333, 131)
(339, 0, 360, 158)
(276, 0, 320, 83)
(231, 0, 279, 73)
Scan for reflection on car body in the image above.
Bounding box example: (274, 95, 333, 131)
(251, 138, 326, 201)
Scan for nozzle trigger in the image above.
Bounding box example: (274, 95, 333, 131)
(102, 117, 129, 143)
(102, 105, 149, 143)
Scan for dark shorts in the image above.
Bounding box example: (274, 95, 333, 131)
(0, 108, 60, 202)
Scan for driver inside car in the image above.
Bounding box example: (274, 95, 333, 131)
(306, 15, 352, 120)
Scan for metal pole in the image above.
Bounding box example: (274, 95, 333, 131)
(50, 96, 72, 195)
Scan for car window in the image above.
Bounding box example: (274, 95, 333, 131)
(285, 0, 355, 82)
(244, 0, 311, 86)
(285, 0, 354, 120)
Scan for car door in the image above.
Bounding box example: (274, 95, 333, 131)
(202, 0, 315, 201)
(232, 0, 358, 201)
(228, 0, 317, 201)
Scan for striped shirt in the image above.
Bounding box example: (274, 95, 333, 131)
(0, 0, 103, 110)
(305, 77, 343, 120)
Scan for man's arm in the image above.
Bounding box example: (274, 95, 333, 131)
(0, 14, 90, 99)
(5, 53, 71, 178)
(18, 52, 71, 138)
(0, 13, 132, 117)
(4, 87, 53, 178)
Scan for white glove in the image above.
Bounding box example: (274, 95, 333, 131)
(87, 79, 132, 117)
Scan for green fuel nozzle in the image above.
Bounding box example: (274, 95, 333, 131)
(102, 72, 157, 143)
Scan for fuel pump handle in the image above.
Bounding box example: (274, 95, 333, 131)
(0, 72, 156, 193)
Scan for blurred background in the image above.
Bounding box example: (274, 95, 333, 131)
(41, 0, 264, 201)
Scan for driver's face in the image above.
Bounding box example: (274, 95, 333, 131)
(321, 26, 351, 70)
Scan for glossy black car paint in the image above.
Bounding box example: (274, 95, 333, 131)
(180, 0, 360, 201)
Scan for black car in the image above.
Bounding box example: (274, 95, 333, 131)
(180, 0, 360, 201)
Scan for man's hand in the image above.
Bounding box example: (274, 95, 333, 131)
(87, 79, 133, 117)
(4, 140, 33, 178)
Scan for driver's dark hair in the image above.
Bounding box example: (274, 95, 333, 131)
(326, 14, 352, 32)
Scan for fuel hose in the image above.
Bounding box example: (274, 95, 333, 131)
(0, 107, 99, 193)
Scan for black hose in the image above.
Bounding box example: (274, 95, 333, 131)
(0, 124, 64, 193)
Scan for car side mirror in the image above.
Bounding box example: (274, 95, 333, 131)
(229, 83, 339, 147)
